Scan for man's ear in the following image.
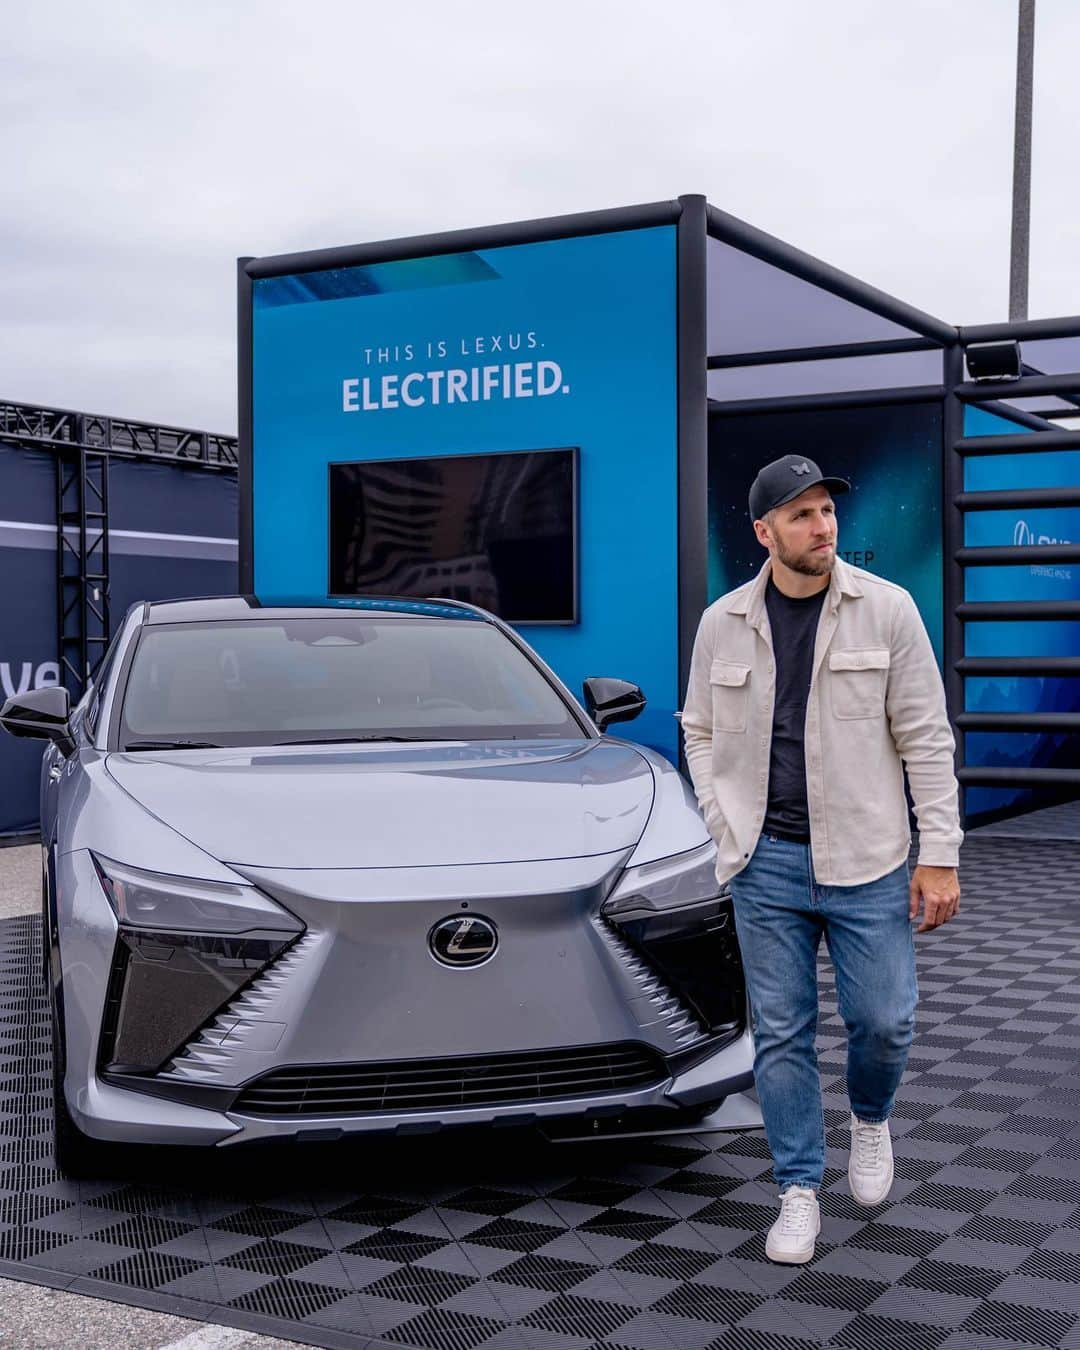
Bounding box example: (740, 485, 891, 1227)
(752, 519, 773, 550)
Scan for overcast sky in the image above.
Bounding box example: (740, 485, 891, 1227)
(2, 0, 1077, 435)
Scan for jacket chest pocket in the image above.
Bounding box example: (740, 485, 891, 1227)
(828, 648, 890, 720)
(710, 659, 751, 733)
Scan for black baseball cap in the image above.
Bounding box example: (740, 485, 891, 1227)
(749, 454, 850, 521)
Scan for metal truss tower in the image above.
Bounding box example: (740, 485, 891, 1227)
(0, 399, 237, 699)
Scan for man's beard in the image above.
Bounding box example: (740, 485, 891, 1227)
(775, 537, 835, 577)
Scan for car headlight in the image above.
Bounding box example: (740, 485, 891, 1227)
(600, 841, 744, 1038)
(92, 854, 301, 935)
(91, 855, 304, 1076)
(601, 841, 720, 920)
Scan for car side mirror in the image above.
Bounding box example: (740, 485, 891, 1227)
(0, 686, 76, 756)
(582, 677, 646, 733)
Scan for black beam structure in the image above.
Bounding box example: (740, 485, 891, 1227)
(978, 400, 1062, 433)
(957, 656, 1080, 676)
(958, 712, 1080, 731)
(942, 343, 966, 818)
(959, 767, 1080, 786)
(676, 195, 708, 728)
(237, 258, 254, 594)
(0, 399, 237, 470)
(957, 487, 1080, 510)
(708, 385, 944, 418)
(955, 429, 1080, 456)
(959, 314, 1080, 343)
(3, 397, 238, 700)
(56, 431, 109, 698)
(956, 373, 1080, 401)
(706, 336, 940, 369)
(959, 600, 1080, 621)
(247, 201, 681, 280)
(956, 544, 1080, 566)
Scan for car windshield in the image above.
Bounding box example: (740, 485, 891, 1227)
(117, 616, 586, 749)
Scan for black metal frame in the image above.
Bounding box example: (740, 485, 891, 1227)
(235, 195, 1080, 823)
(1, 399, 238, 699)
(56, 431, 109, 698)
(942, 316, 1080, 800)
(700, 227, 1080, 821)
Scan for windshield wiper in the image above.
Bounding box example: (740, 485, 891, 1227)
(271, 735, 462, 746)
(122, 740, 225, 751)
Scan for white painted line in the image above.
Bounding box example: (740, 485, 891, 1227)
(160, 1322, 257, 1349)
(0, 519, 237, 545)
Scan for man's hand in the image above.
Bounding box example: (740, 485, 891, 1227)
(910, 865, 960, 933)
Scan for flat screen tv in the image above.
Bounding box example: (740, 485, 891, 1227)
(328, 448, 577, 623)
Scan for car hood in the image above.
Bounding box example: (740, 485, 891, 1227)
(104, 738, 655, 869)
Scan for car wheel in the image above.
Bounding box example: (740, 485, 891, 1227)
(49, 984, 102, 1180)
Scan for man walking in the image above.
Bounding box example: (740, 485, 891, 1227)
(681, 454, 962, 1265)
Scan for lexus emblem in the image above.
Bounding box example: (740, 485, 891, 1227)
(428, 915, 498, 968)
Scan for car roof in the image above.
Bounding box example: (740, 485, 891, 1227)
(143, 595, 492, 624)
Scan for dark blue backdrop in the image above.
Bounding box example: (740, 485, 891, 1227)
(0, 450, 238, 837)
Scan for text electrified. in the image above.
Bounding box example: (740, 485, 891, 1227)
(342, 361, 567, 412)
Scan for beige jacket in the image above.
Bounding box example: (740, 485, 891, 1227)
(682, 556, 962, 887)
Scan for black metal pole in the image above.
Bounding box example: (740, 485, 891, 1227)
(676, 195, 708, 739)
(1010, 0, 1036, 321)
(237, 258, 254, 594)
(941, 345, 966, 826)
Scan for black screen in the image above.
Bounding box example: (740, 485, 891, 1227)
(328, 449, 577, 623)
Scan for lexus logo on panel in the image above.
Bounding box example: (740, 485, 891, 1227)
(428, 915, 498, 968)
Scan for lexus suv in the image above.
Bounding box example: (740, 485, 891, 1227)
(1, 595, 751, 1175)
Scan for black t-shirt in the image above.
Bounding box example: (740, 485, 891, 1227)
(763, 577, 828, 842)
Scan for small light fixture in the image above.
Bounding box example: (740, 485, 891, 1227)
(965, 341, 1022, 382)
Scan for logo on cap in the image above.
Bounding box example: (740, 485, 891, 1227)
(792, 461, 812, 476)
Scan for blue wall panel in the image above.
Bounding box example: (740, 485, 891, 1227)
(0, 451, 238, 836)
(251, 227, 680, 759)
(962, 407, 1080, 823)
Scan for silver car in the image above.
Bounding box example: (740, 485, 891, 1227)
(1, 596, 752, 1176)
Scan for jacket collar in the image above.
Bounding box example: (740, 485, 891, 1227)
(725, 554, 863, 625)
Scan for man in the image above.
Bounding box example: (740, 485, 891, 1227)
(681, 453, 962, 1265)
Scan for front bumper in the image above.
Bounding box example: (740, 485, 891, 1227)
(57, 848, 752, 1147)
(76, 1028, 756, 1147)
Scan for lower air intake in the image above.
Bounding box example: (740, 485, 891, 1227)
(233, 1042, 667, 1117)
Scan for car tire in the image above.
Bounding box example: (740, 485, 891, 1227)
(49, 983, 103, 1180)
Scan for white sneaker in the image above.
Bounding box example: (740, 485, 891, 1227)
(765, 1185, 820, 1264)
(848, 1112, 894, 1205)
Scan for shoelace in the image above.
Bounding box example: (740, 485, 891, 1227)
(778, 1189, 816, 1234)
(853, 1119, 886, 1170)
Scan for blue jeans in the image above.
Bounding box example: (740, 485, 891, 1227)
(728, 834, 918, 1193)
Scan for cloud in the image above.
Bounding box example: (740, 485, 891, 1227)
(1, 0, 1077, 433)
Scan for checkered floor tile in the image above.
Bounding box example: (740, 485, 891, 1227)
(2, 833, 1080, 1348)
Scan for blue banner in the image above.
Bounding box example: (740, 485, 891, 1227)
(707, 402, 944, 662)
(963, 407, 1080, 823)
(251, 227, 680, 759)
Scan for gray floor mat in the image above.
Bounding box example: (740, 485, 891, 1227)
(1, 834, 1079, 1349)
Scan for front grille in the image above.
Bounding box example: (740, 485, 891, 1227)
(233, 1042, 667, 1117)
